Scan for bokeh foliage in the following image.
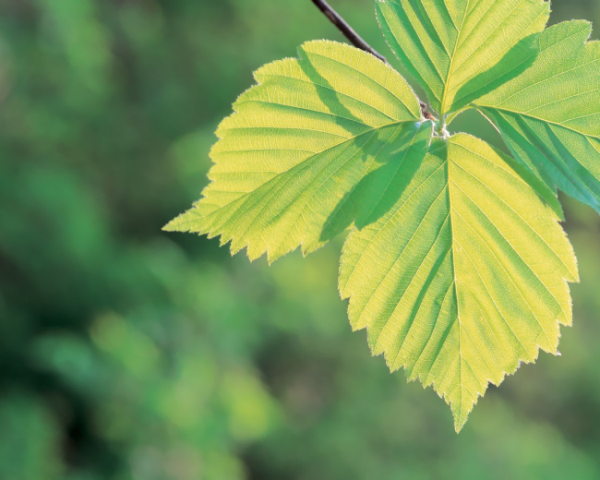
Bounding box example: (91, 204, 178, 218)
(1, 0, 600, 479)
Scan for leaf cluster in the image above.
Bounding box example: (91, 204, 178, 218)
(166, 0, 600, 431)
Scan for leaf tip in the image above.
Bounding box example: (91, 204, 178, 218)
(162, 217, 185, 233)
(452, 402, 473, 434)
(454, 416, 468, 434)
(162, 207, 205, 234)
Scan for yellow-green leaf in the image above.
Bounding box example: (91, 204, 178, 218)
(475, 21, 600, 213)
(165, 40, 431, 263)
(376, 0, 550, 116)
(339, 134, 578, 431)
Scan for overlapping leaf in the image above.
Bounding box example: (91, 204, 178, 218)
(475, 21, 600, 213)
(340, 134, 577, 431)
(165, 41, 431, 263)
(376, 0, 550, 115)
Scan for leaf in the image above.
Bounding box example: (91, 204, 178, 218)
(474, 21, 600, 213)
(165, 40, 432, 263)
(376, 0, 550, 116)
(339, 134, 578, 431)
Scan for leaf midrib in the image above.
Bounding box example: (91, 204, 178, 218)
(440, 0, 470, 116)
(203, 121, 408, 230)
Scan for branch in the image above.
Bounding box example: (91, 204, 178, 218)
(311, 0, 386, 63)
(310, 0, 435, 121)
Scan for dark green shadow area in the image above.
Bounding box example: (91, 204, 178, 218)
(297, 46, 366, 136)
(451, 33, 542, 113)
(319, 121, 432, 243)
(298, 48, 432, 245)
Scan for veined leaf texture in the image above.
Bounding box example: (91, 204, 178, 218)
(167, 0, 600, 431)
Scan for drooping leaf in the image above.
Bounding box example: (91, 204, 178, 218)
(474, 21, 600, 213)
(165, 40, 432, 263)
(339, 134, 578, 431)
(376, 0, 550, 116)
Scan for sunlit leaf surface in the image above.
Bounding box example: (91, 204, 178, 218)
(376, 0, 550, 115)
(339, 134, 577, 431)
(166, 41, 430, 263)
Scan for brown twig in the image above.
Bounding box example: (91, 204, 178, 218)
(311, 0, 386, 63)
(310, 0, 435, 121)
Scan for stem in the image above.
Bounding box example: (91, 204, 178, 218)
(310, 0, 435, 121)
(311, 0, 386, 63)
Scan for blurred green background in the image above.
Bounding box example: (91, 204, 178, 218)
(1, 1, 600, 479)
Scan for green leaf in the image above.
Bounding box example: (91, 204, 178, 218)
(339, 134, 578, 431)
(376, 0, 550, 116)
(474, 21, 600, 213)
(165, 40, 431, 263)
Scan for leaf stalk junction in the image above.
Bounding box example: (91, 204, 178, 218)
(310, 0, 435, 122)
